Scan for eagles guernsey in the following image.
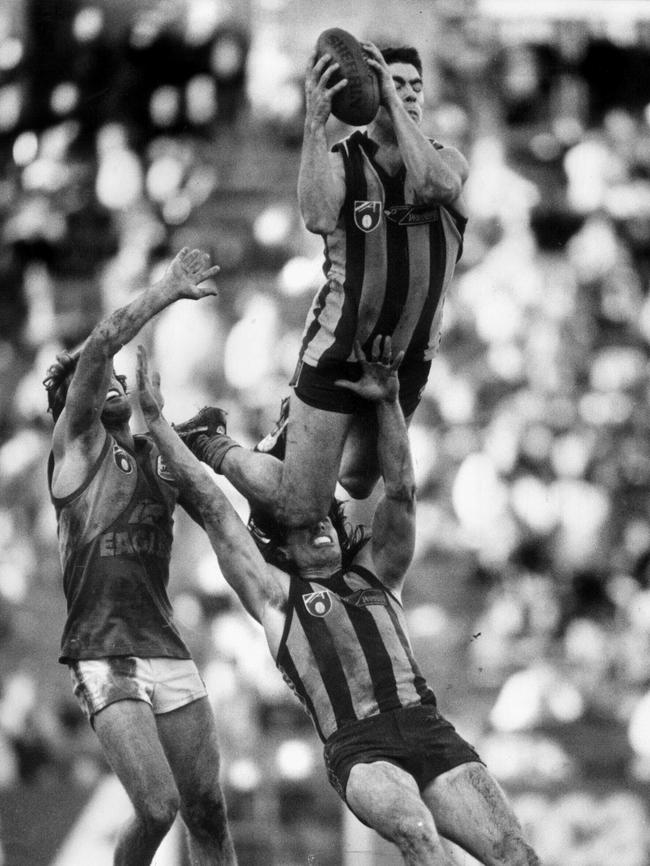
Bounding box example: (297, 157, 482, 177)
(298, 130, 467, 369)
(49, 433, 191, 663)
(275, 563, 437, 742)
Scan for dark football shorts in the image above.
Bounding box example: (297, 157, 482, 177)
(323, 704, 483, 804)
(291, 358, 432, 417)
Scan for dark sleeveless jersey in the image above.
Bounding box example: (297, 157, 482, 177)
(49, 433, 191, 663)
(275, 562, 437, 742)
(298, 130, 467, 369)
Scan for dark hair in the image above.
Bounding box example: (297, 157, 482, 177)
(248, 498, 369, 574)
(43, 351, 80, 422)
(379, 46, 423, 77)
(43, 350, 127, 422)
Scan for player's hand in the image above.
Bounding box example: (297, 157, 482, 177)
(335, 336, 403, 403)
(304, 51, 348, 127)
(136, 345, 164, 423)
(360, 42, 396, 107)
(160, 247, 220, 300)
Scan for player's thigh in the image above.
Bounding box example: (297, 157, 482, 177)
(156, 696, 222, 798)
(93, 699, 178, 811)
(339, 413, 379, 491)
(339, 409, 414, 494)
(423, 761, 532, 865)
(346, 760, 439, 843)
(281, 396, 352, 520)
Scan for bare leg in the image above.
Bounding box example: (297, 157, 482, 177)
(339, 413, 380, 499)
(93, 700, 180, 866)
(346, 761, 454, 865)
(157, 697, 237, 865)
(221, 395, 352, 527)
(339, 411, 415, 500)
(219, 447, 284, 513)
(423, 763, 540, 866)
(278, 396, 352, 525)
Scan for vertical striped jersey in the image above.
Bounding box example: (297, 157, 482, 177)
(298, 130, 467, 369)
(275, 562, 437, 742)
(49, 433, 191, 663)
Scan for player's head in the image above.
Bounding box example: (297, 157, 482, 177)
(43, 351, 129, 424)
(380, 46, 423, 77)
(248, 499, 367, 576)
(376, 45, 424, 127)
(43, 351, 81, 422)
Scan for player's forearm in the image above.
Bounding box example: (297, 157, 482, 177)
(148, 415, 217, 505)
(298, 127, 340, 233)
(371, 396, 416, 580)
(149, 414, 266, 623)
(91, 278, 180, 359)
(388, 102, 467, 203)
(376, 398, 415, 503)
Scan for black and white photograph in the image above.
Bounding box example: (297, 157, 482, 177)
(1, 0, 650, 863)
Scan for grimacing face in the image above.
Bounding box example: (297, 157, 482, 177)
(284, 518, 343, 573)
(101, 370, 132, 426)
(379, 61, 424, 126)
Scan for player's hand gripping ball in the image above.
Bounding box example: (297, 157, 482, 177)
(315, 28, 380, 126)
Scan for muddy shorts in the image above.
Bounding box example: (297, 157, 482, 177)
(69, 656, 207, 724)
(324, 704, 483, 803)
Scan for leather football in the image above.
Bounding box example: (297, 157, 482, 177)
(315, 28, 380, 126)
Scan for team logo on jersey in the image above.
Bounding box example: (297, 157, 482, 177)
(354, 200, 382, 233)
(385, 204, 440, 225)
(113, 444, 133, 474)
(156, 455, 175, 482)
(302, 590, 333, 617)
(344, 589, 387, 608)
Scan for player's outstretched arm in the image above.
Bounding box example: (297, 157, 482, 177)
(136, 346, 276, 623)
(336, 337, 416, 586)
(298, 52, 347, 234)
(62, 247, 220, 445)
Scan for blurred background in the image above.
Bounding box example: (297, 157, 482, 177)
(2, 0, 650, 863)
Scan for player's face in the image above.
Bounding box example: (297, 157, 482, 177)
(388, 62, 424, 124)
(285, 518, 342, 573)
(101, 370, 131, 426)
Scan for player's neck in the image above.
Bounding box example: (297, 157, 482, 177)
(368, 121, 401, 167)
(368, 117, 397, 148)
(106, 422, 134, 451)
(297, 562, 338, 583)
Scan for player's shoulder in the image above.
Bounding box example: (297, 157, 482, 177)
(262, 562, 293, 612)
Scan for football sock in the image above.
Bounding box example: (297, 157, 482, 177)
(189, 432, 241, 473)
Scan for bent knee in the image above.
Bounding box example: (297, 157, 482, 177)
(276, 493, 331, 528)
(392, 814, 438, 854)
(338, 470, 379, 501)
(136, 792, 180, 834)
(492, 835, 540, 866)
(181, 790, 229, 840)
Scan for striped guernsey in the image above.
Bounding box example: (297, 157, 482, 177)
(298, 130, 467, 369)
(275, 562, 437, 742)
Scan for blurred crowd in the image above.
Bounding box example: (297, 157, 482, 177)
(2, 1, 650, 864)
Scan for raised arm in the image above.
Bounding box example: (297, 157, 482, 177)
(136, 346, 280, 624)
(52, 247, 219, 477)
(363, 42, 468, 212)
(297, 53, 347, 234)
(335, 338, 416, 587)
